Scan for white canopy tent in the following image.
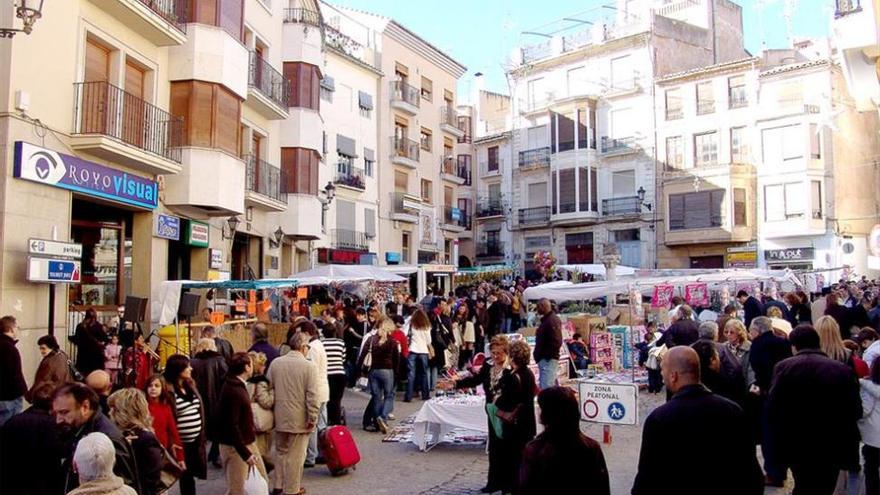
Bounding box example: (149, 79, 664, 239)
(291, 264, 408, 286)
(556, 264, 637, 278)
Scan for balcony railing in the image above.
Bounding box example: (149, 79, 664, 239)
(249, 51, 290, 109)
(666, 108, 683, 120)
(334, 166, 366, 190)
(476, 198, 505, 218)
(602, 196, 641, 216)
(836, 0, 861, 16)
(246, 155, 286, 203)
(391, 80, 420, 108)
(697, 100, 715, 115)
(283, 8, 321, 26)
(390, 192, 420, 215)
(392, 136, 420, 161)
(442, 206, 469, 228)
(519, 206, 551, 225)
(442, 158, 471, 183)
(729, 91, 748, 109)
(73, 81, 183, 163)
(458, 156, 473, 185)
(601, 136, 638, 154)
(440, 106, 460, 128)
(331, 229, 369, 251)
(518, 147, 551, 168)
(476, 241, 505, 258)
(137, 0, 187, 31)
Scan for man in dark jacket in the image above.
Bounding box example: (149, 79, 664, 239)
(248, 322, 280, 369)
(632, 347, 762, 495)
(737, 290, 764, 328)
(747, 316, 793, 486)
(52, 382, 139, 493)
(192, 338, 229, 468)
(768, 326, 862, 495)
(218, 352, 267, 492)
(534, 299, 562, 390)
(657, 305, 700, 348)
(0, 315, 27, 426)
(762, 289, 791, 322)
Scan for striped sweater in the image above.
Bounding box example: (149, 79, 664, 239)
(173, 390, 202, 444)
(322, 338, 346, 376)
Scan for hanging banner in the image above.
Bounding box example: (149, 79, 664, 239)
(651, 285, 674, 308)
(685, 283, 709, 307)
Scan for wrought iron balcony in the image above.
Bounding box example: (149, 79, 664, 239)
(665, 108, 683, 120)
(519, 206, 551, 225)
(476, 198, 505, 218)
(391, 136, 420, 162)
(249, 51, 290, 109)
(73, 81, 183, 163)
(283, 8, 321, 26)
(390, 80, 420, 108)
(137, 0, 187, 31)
(331, 229, 369, 251)
(441, 157, 471, 183)
(835, 0, 861, 16)
(729, 91, 748, 109)
(334, 166, 366, 190)
(518, 147, 551, 168)
(697, 100, 715, 115)
(601, 136, 638, 155)
(246, 155, 286, 203)
(441, 206, 469, 228)
(476, 241, 505, 258)
(602, 196, 641, 216)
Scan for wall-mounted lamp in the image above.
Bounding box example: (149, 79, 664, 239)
(637, 186, 652, 211)
(0, 0, 44, 38)
(223, 216, 240, 240)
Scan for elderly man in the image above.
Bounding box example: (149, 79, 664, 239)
(534, 299, 563, 390)
(658, 305, 700, 349)
(304, 322, 330, 467)
(747, 316, 793, 487)
(0, 315, 27, 425)
(52, 382, 138, 492)
(269, 332, 318, 495)
(249, 322, 280, 369)
(66, 432, 136, 495)
(697, 321, 719, 342)
(86, 370, 112, 415)
(632, 347, 762, 495)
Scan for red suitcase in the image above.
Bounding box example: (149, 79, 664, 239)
(320, 425, 360, 475)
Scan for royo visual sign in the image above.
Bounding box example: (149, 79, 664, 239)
(13, 141, 158, 210)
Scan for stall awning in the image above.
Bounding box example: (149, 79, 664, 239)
(292, 264, 407, 286)
(155, 278, 301, 325)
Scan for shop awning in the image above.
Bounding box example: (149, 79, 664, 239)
(155, 278, 301, 325)
(556, 264, 637, 277)
(292, 264, 407, 286)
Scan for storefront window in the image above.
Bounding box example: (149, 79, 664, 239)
(69, 200, 133, 309)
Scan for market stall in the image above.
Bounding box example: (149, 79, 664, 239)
(411, 394, 488, 451)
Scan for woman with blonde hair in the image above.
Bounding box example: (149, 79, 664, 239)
(107, 388, 164, 494)
(718, 319, 752, 396)
(357, 318, 400, 434)
(246, 351, 274, 469)
(816, 316, 854, 366)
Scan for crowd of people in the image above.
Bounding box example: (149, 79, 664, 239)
(2, 276, 880, 495)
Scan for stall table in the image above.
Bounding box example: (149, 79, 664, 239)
(411, 394, 487, 451)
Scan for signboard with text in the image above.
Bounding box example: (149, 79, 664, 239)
(186, 220, 209, 247)
(155, 214, 181, 241)
(765, 247, 814, 262)
(578, 381, 638, 425)
(28, 239, 82, 259)
(210, 249, 223, 269)
(27, 257, 81, 283)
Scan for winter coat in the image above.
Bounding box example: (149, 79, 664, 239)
(520, 430, 610, 495)
(659, 319, 700, 348)
(748, 331, 792, 393)
(122, 428, 163, 495)
(267, 351, 319, 434)
(246, 375, 275, 410)
(28, 349, 72, 402)
(249, 340, 280, 369)
(534, 312, 562, 361)
(66, 475, 137, 495)
(73, 321, 107, 377)
(0, 405, 66, 495)
(307, 338, 330, 403)
(768, 350, 863, 470)
(190, 350, 227, 440)
(859, 379, 880, 448)
(0, 333, 27, 401)
(358, 335, 400, 373)
(63, 412, 140, 493)
(742, 296, 763, 328)
(217, 377, 256, 461)
(147, 401, 184, 463)
(632, 384, 763, 495)
(495, 366, 537, 446)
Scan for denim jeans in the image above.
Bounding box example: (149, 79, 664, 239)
(0, 396, 23, 427)
(306, 402, 327, 464)
(406, 353, 430, 401)
(369, 369, 395, 421)
(537, 359, 558, 390)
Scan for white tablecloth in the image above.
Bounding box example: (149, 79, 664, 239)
(411, 395, 488, 451)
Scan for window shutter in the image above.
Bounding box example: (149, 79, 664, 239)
(365, 208, 376, 237)
(358, 91, 373, 110)
(684, 191, 711, 229)
(669, 194, 685, 230)
(336, 134, 357, 157)
(320, 75, 335, 91)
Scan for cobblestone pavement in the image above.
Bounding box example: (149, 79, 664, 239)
(172, 388, 805, 495)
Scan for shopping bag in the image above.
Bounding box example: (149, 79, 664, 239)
(243, 466, 268, 495)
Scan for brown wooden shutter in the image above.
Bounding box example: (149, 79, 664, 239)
(669, 194, 685, 230)
(684, 191, 711, 229)
(84, 39, 109, 82)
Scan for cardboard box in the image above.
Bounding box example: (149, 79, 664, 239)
(565, 314, 607, 341)
(519, 326, 537, 338)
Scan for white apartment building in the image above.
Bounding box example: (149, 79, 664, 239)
(504, 0, 748, 274)
(831, 0, 880, 113)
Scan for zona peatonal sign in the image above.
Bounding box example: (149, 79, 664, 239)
(578, 381, 639, 426)
(13, 141, 158, 210)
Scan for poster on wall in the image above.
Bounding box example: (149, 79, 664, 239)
(651, 285, 674, 308)
(685, 283, 709, 307)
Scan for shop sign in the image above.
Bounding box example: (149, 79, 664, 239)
(402, 198, 421, 210)
(28, 238, 82, 259)
(386, 252, 401, 264)
(765, 247, 814, 262)
(27, 257, 81, 283)
(726, 247, 757, 268)
(209, 249, 223, 269)
(13, 141, 158, 210)
(578, 381, 638, 425)
(185, 221, 209, 247)
(421, 264, 456, 273)
(651, 285, 674, 308)
(451, 207, 462, 221)
(155, 214, 181, 241)
(318, 248, 361, 265)
(685, 283, 709, 307)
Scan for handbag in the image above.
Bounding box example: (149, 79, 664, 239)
(155, 442, 184, 491)
(485, 403, 505, 439)
(67, 359, 84, 382)
(362, 338, 374, 373)
(251, 397, 274, 433)
(427, 343, 436, 360)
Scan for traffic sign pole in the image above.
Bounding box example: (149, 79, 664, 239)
(48, 284, 55, 337)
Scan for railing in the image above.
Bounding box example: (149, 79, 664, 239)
(73, 81, 183, 163)
(602, 196, 641, 216)
(458, 155, 473, 185)
(246, 155, 286, 203)
(557, 202, 578, 214)
(476, 199, 505, 218)
(729, 91, 748, 109)
(137, 0, 187, 31)
(666, 108, 683, 120)
(442, 158, 471, 183)
(442, 206, 469, 228)
(390, 192, 420, 214)
(334, 166, 366, 190)
(440, 106, 460, 128)
(563, 29, 592, 52)
(518, 147, 551, 168)
(392, 136, 420, 162)
(522, 40, 552, 63)
(697, 100, 715, 115)
(249, 51, 290, 109)
(476, 242, 505, 258)
(519, 206, 551, 225)
(836, 0, 861, 16)
(283, 8, 321, 26)
(601, 136, 638, 154)
(331, 229, 369, 251)
(391, 80, 420, 108)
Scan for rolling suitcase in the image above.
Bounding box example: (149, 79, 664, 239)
(320, 425, 360, 476)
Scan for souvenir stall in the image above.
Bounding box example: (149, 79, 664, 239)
(292, 264, 409, 310)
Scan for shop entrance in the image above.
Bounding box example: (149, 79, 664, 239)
(232, 232, 262, 280)
(167, 238, 191, 281)
(690, 255, 724, 269)
(69, 199, 133, 310)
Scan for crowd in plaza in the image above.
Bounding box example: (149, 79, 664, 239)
(0, 277, 879, 495)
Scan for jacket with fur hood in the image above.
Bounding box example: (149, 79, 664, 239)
(859, 378, 880, 448)
(66, 475, 137, 495)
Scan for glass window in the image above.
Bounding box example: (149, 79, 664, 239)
(728, 75, 747, 108)
(559, 169, 576, 213)
(666, 136, 684, 169)
(420, 127, 432, 152)
(734, 188, 746, 226)
(421, 179, 433, 203)
(576, 108, 590, 149)
(610, 55, 632, 89)
(555, 112, 575, 153)
(527, 77, 546, 109)
(811, 181, 823, 219)
(401, 232, 410, 263)
(567, 66, 587, 96)
(488, 146, 499, 171)
(394, 170, 408, 192)
(665, 88, 682, 120)
(612, 170, 635, 197)
(364, 158, 374, 177)
(731, 127, 748, 163)
(420, 76, 433, 101)
(669, 190, 724, 230)
(694, 132, 718, 167)
(696, 81, 714, 115)
(762, 125, 803, 163)
(810, 124, 821, 159)
(283, 62, 321, 110)
(764, 183, 804, 221)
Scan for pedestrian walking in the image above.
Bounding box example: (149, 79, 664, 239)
(0, 315, 27, 425)
(495, 340, 537, 494)
(358, 319, 400, 434)
(73, 309, 108, 378)
(65, 432, 137, 495)
(303, 321, 329, 466)
(534, 299, 562, 390)
(320, 323, 347, 426)
(405, 308, 433, 402)
(27, 334, 72, 403)
(107, 388, 165, 495)
(860, 355, 880, 495)
(164, 354, 207, 495)
(191, 337, 227, 468)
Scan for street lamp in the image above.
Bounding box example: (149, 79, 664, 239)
(0, 0, 45, 38)
(223, 215, 240, 240)
(318, 182, 336, 233)
(637, 186, 653, 211)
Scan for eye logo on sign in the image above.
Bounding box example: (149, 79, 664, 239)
(22, 149, 67, 185)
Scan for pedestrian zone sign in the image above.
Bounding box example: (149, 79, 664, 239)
(578, 381, 638, 426)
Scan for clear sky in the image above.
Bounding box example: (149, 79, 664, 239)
(330, 0, 833, 96)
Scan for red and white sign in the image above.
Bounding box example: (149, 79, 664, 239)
(685, 283, 709, 307)
(651, 285, 674, 308)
